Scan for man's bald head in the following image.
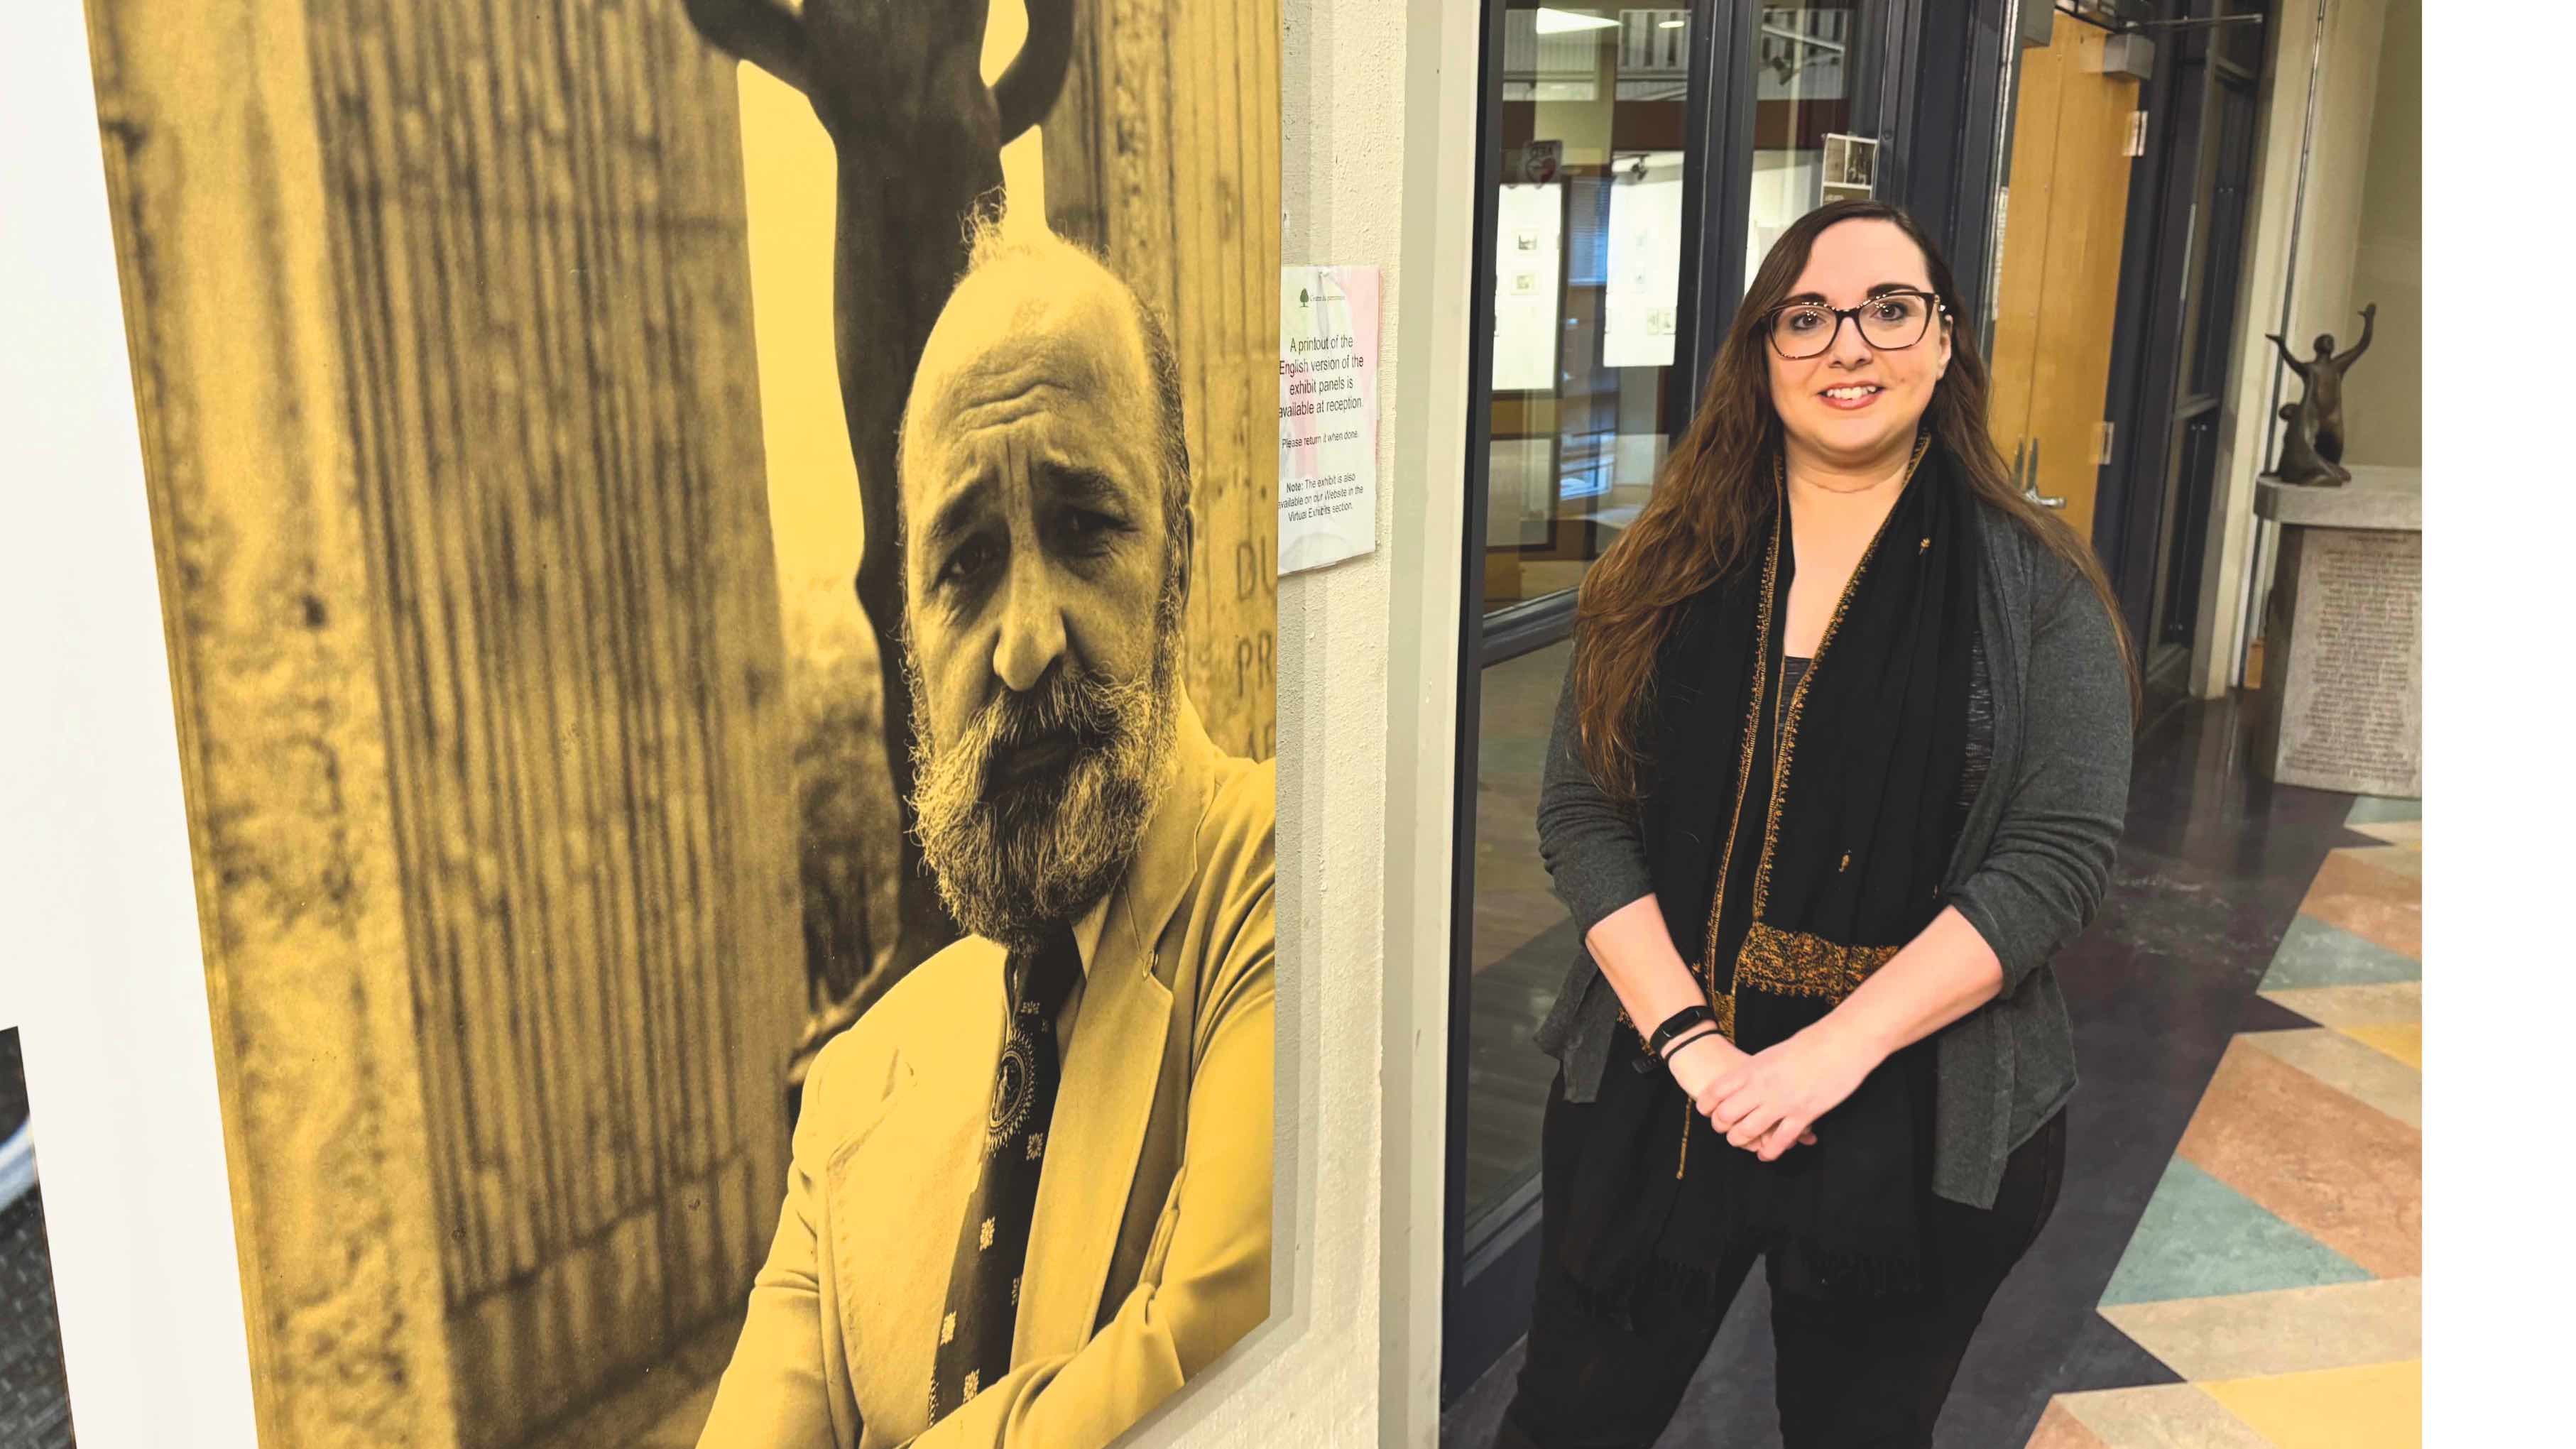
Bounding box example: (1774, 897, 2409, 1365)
(899, 225, 1193, 613)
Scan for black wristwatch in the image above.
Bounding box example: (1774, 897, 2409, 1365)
(1630, 1003, 1720, 1073)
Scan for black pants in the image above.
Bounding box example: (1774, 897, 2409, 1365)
(1497, 1083, 2067, 1449)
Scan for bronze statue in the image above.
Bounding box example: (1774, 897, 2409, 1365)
(2265, 302, 2375, 464)
(2271, 400, 2350, 486)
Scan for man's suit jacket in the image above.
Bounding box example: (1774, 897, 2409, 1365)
(699, 699, 1275, 1448)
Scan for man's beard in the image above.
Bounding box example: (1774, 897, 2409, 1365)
(903, 598, 1183, 952)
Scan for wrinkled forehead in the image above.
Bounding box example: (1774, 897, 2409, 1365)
(902, 258, 1155, 491)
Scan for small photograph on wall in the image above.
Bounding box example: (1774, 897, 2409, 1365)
(1, 1027, 77, 1449)
(1821, 131, 1877, 204)
(74, 1, 1277, 1445)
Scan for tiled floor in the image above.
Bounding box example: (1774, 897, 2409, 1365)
(0, 1192, 75, 1449)
(1441, 693, 2411, 1448)
(1, 1028, 74, 1449)
(2031, 793, 2421, 1448)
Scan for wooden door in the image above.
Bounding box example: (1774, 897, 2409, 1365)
(1987, 23, 2143, 547)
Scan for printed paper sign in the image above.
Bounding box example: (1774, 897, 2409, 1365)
(1604, 151, 1686, 368)
(1279, 265, 1380, 575)
(1492, 184, 1563, 392)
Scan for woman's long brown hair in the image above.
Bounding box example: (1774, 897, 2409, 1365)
(1571, 199, 2139, 800)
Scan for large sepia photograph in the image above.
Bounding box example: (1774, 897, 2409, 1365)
(77, 0, 1279, 1444)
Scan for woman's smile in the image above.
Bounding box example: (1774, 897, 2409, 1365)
(1817, 381, 1886, 410)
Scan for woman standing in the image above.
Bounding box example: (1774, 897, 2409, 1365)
(1501, 200, 2136, 1448)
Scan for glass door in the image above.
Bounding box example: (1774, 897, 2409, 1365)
(1454, 16, 1706, 1389)
(1442, 0, 1914, 1407)
(2141, 1, 2270, 683)
(1480, 4, 1698, 620)
(1744, 4, 1897, 280)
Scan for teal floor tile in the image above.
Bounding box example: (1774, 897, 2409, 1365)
(2099, 1158, 2372, 1308)
(2345, 795, 2422, 826)
(2257, 914, 2423, 990)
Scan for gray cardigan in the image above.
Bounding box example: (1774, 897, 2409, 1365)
(1532, 500, 2134, 1210)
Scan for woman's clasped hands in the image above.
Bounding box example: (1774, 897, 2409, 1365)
(1666, 1019, 1885, 1162)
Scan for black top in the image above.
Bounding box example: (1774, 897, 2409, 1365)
(1777, 632, 1993, 830)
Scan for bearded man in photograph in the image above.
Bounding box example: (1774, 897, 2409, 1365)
(701, 224, 1276, 1449)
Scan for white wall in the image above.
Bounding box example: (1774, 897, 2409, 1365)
(1118, 1, 1479, 1445)
(0, 7, 264, 1444)
(2193, 0, 2405, 696)
(2340, 0, 2420, 468)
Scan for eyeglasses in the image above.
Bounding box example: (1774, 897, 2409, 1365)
(1763, 290, 1948, 359)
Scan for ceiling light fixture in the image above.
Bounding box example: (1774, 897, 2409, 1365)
(1534, 7, 1621, 35)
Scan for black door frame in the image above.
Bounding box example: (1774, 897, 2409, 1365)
(1441, 1, 1733, 1402)
(1439, 0, 1940, 1407)
(2092, 0, 2275, 684)
(2144, 20, 2266, 672)
(1889, 0, 2017, 330)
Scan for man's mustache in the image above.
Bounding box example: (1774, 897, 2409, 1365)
(954, 665, 1134, 787)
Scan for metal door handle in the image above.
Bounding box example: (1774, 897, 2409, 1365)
(2016, 435, 2065, 508)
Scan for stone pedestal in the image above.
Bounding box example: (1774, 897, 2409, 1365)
(2251, 466, 2422, 798)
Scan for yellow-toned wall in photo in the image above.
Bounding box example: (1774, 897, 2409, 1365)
(83, 1, 804, 1443)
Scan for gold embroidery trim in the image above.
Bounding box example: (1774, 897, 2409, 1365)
(1676, 496, 1783, 1179)
(1695, 510, 1781, 1024)
(1733, 921, 1899, 1001)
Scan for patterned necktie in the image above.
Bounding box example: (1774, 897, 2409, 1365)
(928, 922, 1082, 1425)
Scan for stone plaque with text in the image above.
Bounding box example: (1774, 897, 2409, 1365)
(2261, 525, 2423, 797)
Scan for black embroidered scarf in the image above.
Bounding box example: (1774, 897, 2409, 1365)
(1555, 430, 1982, 1311)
